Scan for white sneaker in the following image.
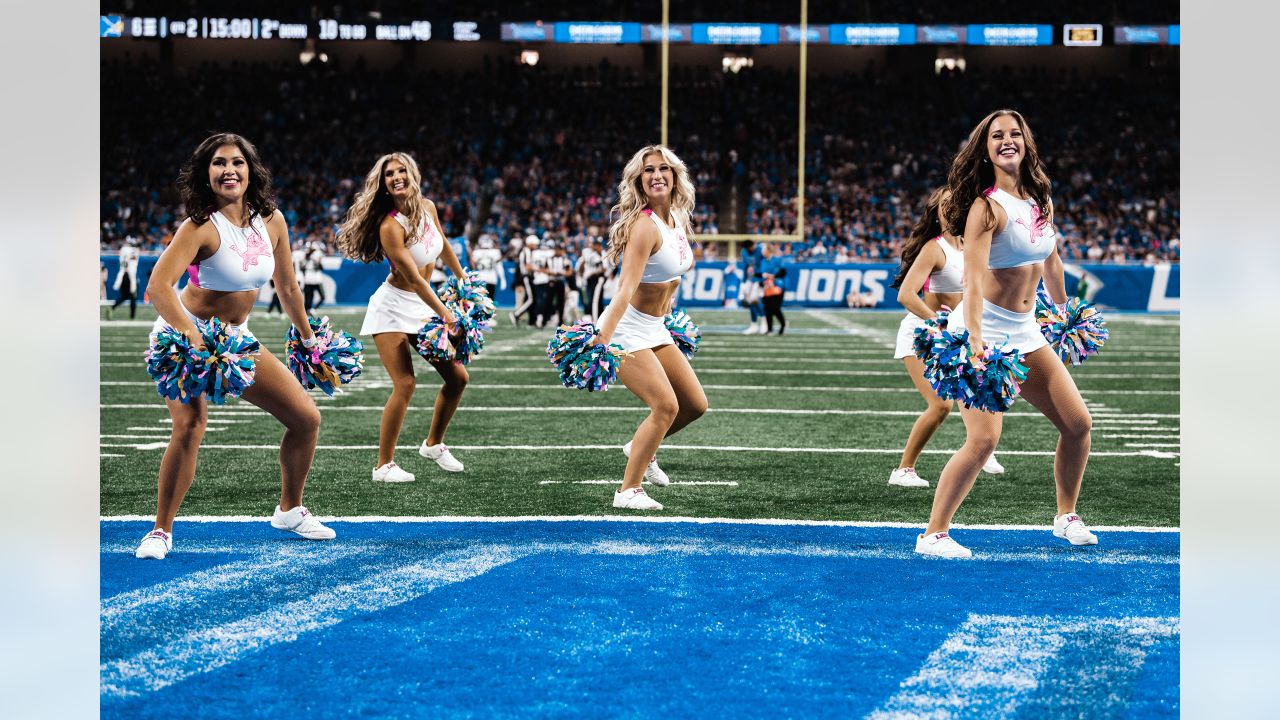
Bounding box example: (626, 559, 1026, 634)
(1053, 512, 1099, 546)
(508, 311, 519, 327)
(742, 321, 758, 335)
(623, 441, 670, 486)
(915, 531, 973, 559)
(135, 528, 172, 559)
(982, 454, 1006, 475)
(420, 442, 465, 472)
(372, 462, 415, 483)
(613, 487, 664, 510)
(271, 505, 336, 540)
(889, 467, 929, 488)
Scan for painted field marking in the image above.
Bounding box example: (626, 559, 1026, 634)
(538, 480, 739, 486)
(97, 404, 1182, 420)
(98, 514, 1180, 533)
(101, 453, 125, 458)
(126, 426, 225, 433)
(1099, 434, 1180, 440)
(162, 418, 244, 424)
(98, 442, 1178, 459)
(100, 545, 521, 701)
(1125, 443, 1181, 448)
(865, 614, 1179, 720)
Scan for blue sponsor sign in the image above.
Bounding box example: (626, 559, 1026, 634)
(1114, 25, 1167, 45)
(691, 23, 779, 45)
(917, 25, 966, 44)
(101, 15, 123, 38)
(779, 24, 828, 44)
(501, 22, 551, 42)
(554, 22, 641, 44)
(968, 24, 1053, 46)
(640, 23, 691, 42)
(830, 24, 916, 46)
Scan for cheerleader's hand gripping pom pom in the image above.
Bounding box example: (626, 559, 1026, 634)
(971, 343, 1029, 413)
(145, 317, 260, 404)
(448, 300, 495, 365)
(1037, 297, 1109, 367)
(911, 310, 949, 362)
(919, 329, 1027, 412)
(545, 321, 630, 391)
(439, 271, 495, 321)
(416, 316, 458, 363)
(285, 316, 365, 396)
(664, 310, 702, 359)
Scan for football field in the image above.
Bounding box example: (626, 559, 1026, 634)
(101, 307, 1180, 718)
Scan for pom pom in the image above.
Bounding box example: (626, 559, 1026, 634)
(1037, 297, 1109, 367)
(438, 270, 495, 321)
(144, 317, 260, 404)
(545, 321, 630, 392)
(911, 310, 949, 363)
(285, 316, 364, 396)
(416, 302, 495, 366)
(921, 328, 1028, 413)
(664, 310, 702, 359)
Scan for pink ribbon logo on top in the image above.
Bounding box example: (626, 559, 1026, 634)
(677, 231, 690, 264)
(1014, 205, 1047, 244)
(231, 231, 273, 271)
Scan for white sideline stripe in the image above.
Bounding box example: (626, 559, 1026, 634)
(100, 545, 367, 632)
(100, 545, 519, 700)
(97, 442, 1179, 458)
(865, 614, 1180, 720)
(162, 418, 243, 424)
(99, 514, 1180, 533)
(96, 403, 1183, 420)
(1125, 443, 1181, 448)
(100, 381, 1180, 395)
(538, 480, 739, 486)
(126, 426, 225, 432)
(1100, 434, 1180, 439)
(101, 453, 125, 458)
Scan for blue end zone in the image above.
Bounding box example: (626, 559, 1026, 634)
(101, 521, 1179, 719)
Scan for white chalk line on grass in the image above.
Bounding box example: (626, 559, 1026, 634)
(539, 479, 739, 486)
(100, 544, 521, 700)
(101, 380, 1179, 396)
(99, 514, 1180, 532)
(865, 614, 1180, 720)
(97, 442, 1180, 459)
(97, 403, 1183, 420)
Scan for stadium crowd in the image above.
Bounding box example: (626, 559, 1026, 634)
(102, 50, 1177, 264)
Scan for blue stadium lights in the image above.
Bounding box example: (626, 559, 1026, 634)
(829, 24, 917, 46)
(691, 23, 780, 45)
(967, 24, 1054, 46)
(553, 22, 642, 44)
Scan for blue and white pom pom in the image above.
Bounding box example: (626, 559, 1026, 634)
(546, 321, 629, 392)
(285, 316, 364, 396)
(919, 328, 1028, 413)
(438, 270, 495, 321)
(664, 309, 702, 359)
(145, 317, 260, 404)
(416, 301, 495, 366)
(1037, 297, 1109, 367)
(911, 310, 949, 362)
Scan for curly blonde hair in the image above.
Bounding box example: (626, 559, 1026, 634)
(337, 152, 426, 263)
(606, 145, 696, 266)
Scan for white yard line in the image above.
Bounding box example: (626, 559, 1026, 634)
(98, 514, 1180, 533)
(538, 480, 739, 486)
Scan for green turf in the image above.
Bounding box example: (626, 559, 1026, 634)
(100, 307, 1180, 526)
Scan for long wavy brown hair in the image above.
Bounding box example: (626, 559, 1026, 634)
(606, 144, 696, 266)
(892, 187, 952, 290)
(943, 109, 1053, 237)
(336, 152, 426, 264)
(177, 133, 277, 225)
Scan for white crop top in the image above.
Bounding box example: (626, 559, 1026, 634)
(388, 208, 443, 272)
(186, 210, 275, 292)
(926, 237, 965, 293)
(984, 187, 1056, 269)
(638, 209, 694, 284)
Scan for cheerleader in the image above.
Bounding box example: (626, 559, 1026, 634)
(336, 153, 468, 483)
(916, 110, 1096, 558)
(888, 188, 1004, 489)
(136, 133, 333, 559)
(596, 145, 708, 510)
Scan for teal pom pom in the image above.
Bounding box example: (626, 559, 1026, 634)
(1038, 297, 1109, 366)
(921, 328, 1028, 413)
(285, 316, 364, 396)
(546, 321, 629, 392)
(416, 300, 494, 366)
(911, 310, 949, 363)
(145, 317, 259, 404)
(664, 310, 702, 359)
(439, 271, 495, 321)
